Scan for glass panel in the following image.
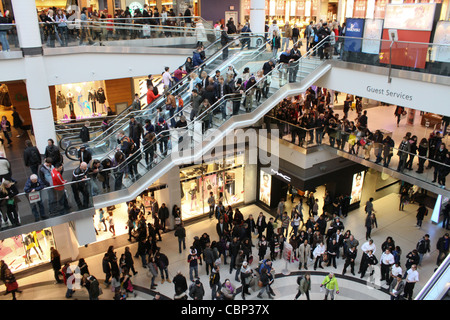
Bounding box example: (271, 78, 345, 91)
(0, 24, 20, 55)
(337, 36, 450, 77)
(0, 179, 93, 230)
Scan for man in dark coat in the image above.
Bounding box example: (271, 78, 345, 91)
(79, 121, 90, 142)
(23, 140, 41, 175)
(158, 203, 170, 232)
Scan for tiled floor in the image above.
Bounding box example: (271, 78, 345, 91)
(0, 196, 447, 300)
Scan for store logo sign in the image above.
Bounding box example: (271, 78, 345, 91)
(348, 23, 362, 33)
(271, 169, 291, 182)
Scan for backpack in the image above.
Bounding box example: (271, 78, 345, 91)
(209, 272, 217, 287)
(30, 148, 40, 164)
(296, 275, 304, 285)
(122, 136, 136, 154)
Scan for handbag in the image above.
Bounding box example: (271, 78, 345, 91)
(258, 280, 263, 287)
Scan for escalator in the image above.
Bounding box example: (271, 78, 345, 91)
(64, 34, 270, 161)
(56, 35, 227, 150)
(90, 38, 332, 209)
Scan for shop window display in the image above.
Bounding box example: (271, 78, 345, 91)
(180, 155, 245, 220)
(0, 228, 55, 273)
(55, 80, 109, 122)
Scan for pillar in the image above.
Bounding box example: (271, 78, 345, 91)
(319, 0, 329, 22)
(73, 215, 97, 246)
(156, 0, 163, 12)
(11, 0, 57, 153)
(337, 0, 346, 25)
(107, 0, 115, 16)
(250, 0, 265, 35)
(158, 167, 182, 230)
(52, 223, 80, 262)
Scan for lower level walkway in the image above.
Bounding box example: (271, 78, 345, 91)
(0, 191, 447, 300)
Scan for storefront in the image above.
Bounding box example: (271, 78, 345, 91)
(0, 227, 56, 273)
(180, 152, 246, 220)
(257, 160, 367, 213)
(50, 77, 134, 122)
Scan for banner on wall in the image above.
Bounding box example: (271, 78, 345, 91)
(311, 0, 319, 16)
(362, 19, 384, 54)
(353, 0, 367, 18)
(243, 0, 251, 16)
(383, 4, 436, 31)
(431, 21, 450, 63)
(374, 0, 388, 19)
(296, 0, 306, 16)
(344, 18, 365, 52)
(276, 0, 285, 16)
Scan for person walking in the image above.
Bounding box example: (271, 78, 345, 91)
(50, 247, 63, 284)
(147, 257, 159, 290)
(124, 247, 137, 276)
(294, 273, 311, 300)
(416, 234, 431, 266)
(174, 223, 186, 254)
(155, 251, 171, 284)
(416, 203, 428, 228)
(173, 270, 188, 300)
(23, 140, 41, 175)
(187, 247, 199, 282)
(102, 253, 112, 287)
(436, 233, 449, 266)
(320, 272, 339, 300)
(240, 261, 253, 300)
(257, 267, 274, 299)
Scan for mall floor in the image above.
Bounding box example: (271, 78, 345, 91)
(0, 192, 447, 301)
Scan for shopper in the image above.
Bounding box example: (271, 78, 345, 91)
(320, 272, 339, 300)
(174, 223, 186, 254)
(23, 140, 42, 175)
(0, 115, 12, 146)
(416, 203, 428, 228)
(147, 257, 159, 290)
(257, 267, 274, 299)
(240, 261, 253, 300)
(4, 269, 21, 300)
(24, 174, 48, 221)
(0, 180, 20, 226)
(342, 245, 357, 276)
(50, 247, 63, 284)
(389, 274, 405, 300)
(403, 264, 419, 300)
(172, 270, 188, 300)
(124, 247, 137, 276)
(294, 273, 311, 300)
(380, 248, 395, 282)
(155, 251, 171, 284)
(416, 234, 431, 266)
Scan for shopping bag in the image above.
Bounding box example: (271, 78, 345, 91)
(28, 191, 41, 204)
(226, 100, 233, 116)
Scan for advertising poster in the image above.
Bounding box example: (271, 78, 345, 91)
(296, 0, 306, 16)
(344, 18, 365, 52)
(431, 21, 450, 63)
(259, 169, 272, 206)
(276, 0, 285, 16)
(362, 19, 384, 54)
(311, 0, 319, 16)
(353, 0, 367, 18)
(383, 4, 436, 31)
(374, 0, 388, 18)
(350, 171, 365, 205)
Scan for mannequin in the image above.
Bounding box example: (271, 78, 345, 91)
(66, 91, 74, 113)
(56, 91, 66, 109)
(88, 88, 98, 113)
(97, 87, 107, 113)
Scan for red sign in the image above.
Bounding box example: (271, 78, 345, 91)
(243, 0, 251, 16)
(296, 0, 306, 16)
(353, 0, 367, 18)
(380, 29, 431, 69)
(276, 0, 285, 16)
(311, 0, 319, 16)
(374, 0, 387, 19)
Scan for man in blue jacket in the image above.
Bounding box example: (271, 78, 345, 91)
(24, 174, 48, 221)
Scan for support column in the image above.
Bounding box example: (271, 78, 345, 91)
(11, 0, 57, 153)
(250, 0, 265, 47)
(107, 0, 115, 16)
(52, 223, 80, 262)
(158, 167, 182, 230)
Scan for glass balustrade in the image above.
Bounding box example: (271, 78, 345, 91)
(0, 24, 21, 57)
(335, 36, 450, 77)
(0, 179, 94, 231)
(265, 114, 450, 192)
